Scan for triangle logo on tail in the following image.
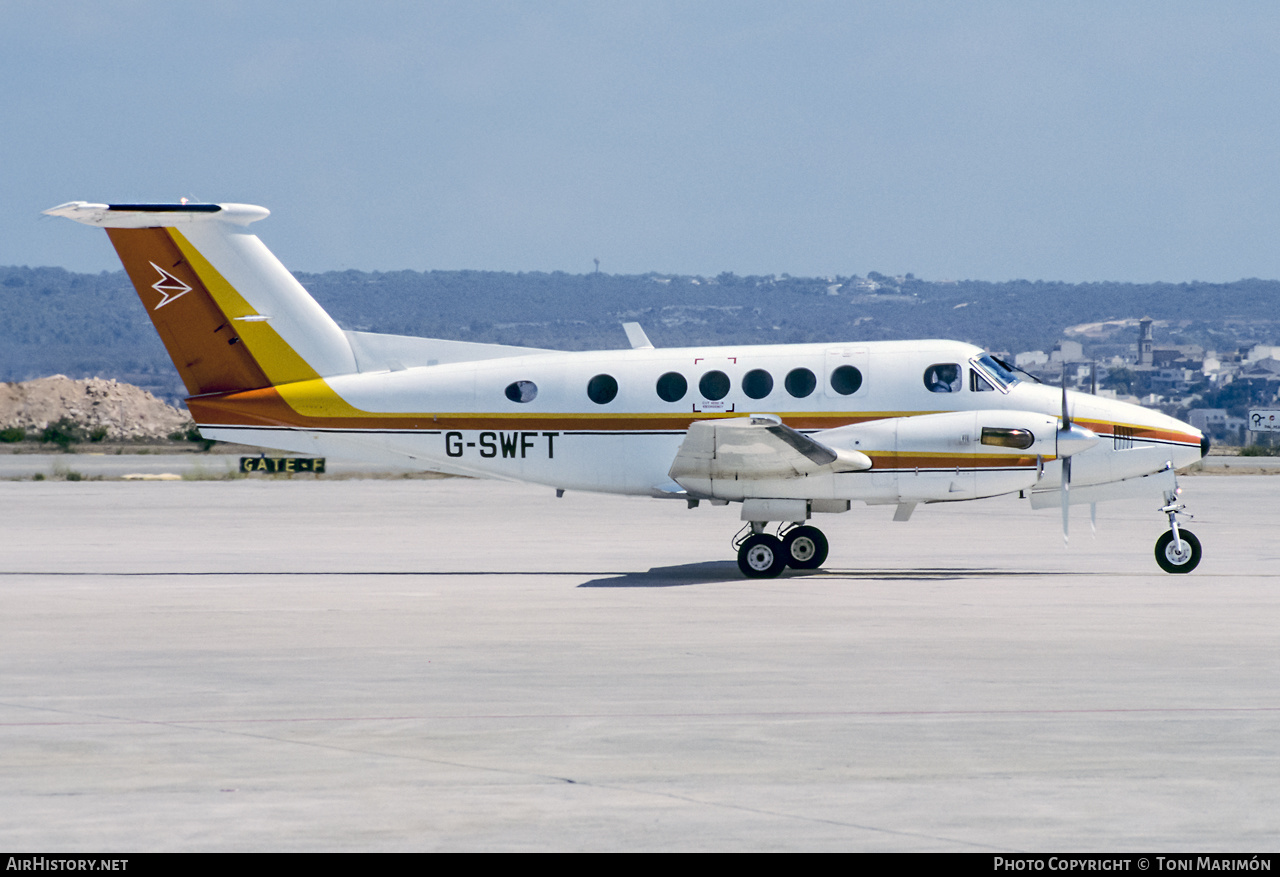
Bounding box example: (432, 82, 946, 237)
(149, 262, 192, 309)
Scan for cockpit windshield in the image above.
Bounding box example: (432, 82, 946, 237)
(973, 353, 1020, 390)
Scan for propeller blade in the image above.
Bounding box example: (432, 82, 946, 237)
(1056, 372, 1100, 458)
(1090, 501, 1097, 537)
(1061, 454, 1071, 546)
(1055, 364, 1099, 548)
(1061, 365, 1071, 429)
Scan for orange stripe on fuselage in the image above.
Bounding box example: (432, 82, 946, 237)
(187, 387, 900, 432)
(1076, 417, 1201, 447)
(187, 388, 1201, 453)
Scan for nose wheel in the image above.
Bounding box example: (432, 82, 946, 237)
(1155, 529, 1201, 574)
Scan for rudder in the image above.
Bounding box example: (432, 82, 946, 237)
(107, 225, 272, 396)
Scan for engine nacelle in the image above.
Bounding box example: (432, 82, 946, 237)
(819, 409, 1058, 503)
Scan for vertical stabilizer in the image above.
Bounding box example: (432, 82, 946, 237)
(43, 202, 357, 397)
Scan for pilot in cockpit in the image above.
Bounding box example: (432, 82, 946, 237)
(924, 363, 961, 393)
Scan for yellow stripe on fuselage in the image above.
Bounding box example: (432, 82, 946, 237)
(169, 228, 321, 387)
(167, 229, 380, 418)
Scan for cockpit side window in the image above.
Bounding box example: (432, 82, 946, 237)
(970, 368, 996, 392)
(924, 363, 961, 393)
(974, 354, 1019, 389)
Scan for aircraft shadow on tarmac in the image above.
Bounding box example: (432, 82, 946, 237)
(21, 566, 1076, 585)
(578, 562, 1063, 588)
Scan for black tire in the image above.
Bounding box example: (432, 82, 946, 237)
(782, 526, 829, 569)
(1155, 529, 1201, 574)
(737, 534, 787, 578)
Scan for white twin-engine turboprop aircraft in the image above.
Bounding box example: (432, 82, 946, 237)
(46, 201, 1209, 577)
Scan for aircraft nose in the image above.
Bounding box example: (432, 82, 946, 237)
(1201, 434, 1211, 458)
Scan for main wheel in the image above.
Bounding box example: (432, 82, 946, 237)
(1155, 529, 1201, 574)
(737, 534, 787, 578)
(782, 525, 829, 570)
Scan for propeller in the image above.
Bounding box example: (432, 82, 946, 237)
(1061, 367, 1071, 544)
(1057, 364, 1100, 546)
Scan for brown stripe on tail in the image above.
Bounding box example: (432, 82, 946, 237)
(106, 227, 270, 396)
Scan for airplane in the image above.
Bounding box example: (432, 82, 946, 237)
(45, 200, 1209, 577)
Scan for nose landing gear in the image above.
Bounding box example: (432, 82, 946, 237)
(1155, 479, 1201, 574)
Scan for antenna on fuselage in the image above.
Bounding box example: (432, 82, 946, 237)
(622, 322, 655, 350)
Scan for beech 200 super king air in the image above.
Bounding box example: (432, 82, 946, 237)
(46, 201, 1210, 577)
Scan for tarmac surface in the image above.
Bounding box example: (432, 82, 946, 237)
(1, 450, 1277, 480)
(2, 474, 1278, 851)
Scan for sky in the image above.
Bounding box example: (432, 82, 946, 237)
(5, 1, 1280, 282)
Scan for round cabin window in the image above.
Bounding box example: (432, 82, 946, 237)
(785, 367, 817, 398)
(587, 374, 618, 405)
(742, 369, 774, 400)
(504, 380, 537, 403)
(830, 365, 863, 396)
(699, 370, 730, 401)
(655, 371, 687, 402)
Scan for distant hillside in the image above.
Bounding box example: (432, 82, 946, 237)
(4, 265, 1279, 402)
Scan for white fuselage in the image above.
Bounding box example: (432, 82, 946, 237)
(200, 339, 1203, 506)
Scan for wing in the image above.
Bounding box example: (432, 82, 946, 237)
(667, 414, 871, 496)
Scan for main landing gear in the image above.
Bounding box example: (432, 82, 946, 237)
(734, 522, 829, 578)
(1155, 484, 1201, 574)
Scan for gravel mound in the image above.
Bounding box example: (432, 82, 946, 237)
(0, 375, 192, 440)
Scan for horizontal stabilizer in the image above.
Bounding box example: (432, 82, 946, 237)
(44, 201, 270, 228)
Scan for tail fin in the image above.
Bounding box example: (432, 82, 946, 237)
(43, 202, 356, 397)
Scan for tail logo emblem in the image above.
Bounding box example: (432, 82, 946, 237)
(148, 262, 192, 310)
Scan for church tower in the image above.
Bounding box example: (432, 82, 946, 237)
(1138, 317, 1154, 366)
